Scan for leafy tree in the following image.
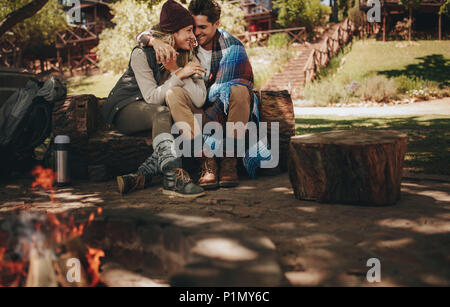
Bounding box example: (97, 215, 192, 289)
(439, 0, 450, 16)
(96, 0, 246, 74)
(216, 0, 247, 35)
(338, 0, 356, 20)
(348, 2, 363, 29)
(273, 0, 331, 33)
(96, 0, 164, 74)
(0, 0, 67, 67)
(0, 0, 49, 38)
(399, 0, 423, 40)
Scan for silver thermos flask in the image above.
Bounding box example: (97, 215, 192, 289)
(54, 135, 70, 185)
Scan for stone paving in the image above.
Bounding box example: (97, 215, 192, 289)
(1, 172, 449, 286)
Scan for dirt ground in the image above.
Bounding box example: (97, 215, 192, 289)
(1, 171, 449, 286)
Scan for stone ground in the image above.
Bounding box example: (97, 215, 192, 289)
(1, 171, 449, 286)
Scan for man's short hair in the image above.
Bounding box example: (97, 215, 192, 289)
(188, 0, 221, 24)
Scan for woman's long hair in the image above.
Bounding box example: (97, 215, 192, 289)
(150, 24, 196, 71)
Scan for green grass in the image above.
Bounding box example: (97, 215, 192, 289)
(333, 40, 450, 83)
(304, 39, 450, 105)
(295, 115, 450, 175)
(67, 72, 121, 98)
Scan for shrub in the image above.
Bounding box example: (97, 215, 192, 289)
(393, 18, 411, 41)
(394, 75, 441, 95)
(355, 75, 398, 102)
(268, 33, 291, 49)
(303, 79, 348, 106)
(348, 5, 363, 29)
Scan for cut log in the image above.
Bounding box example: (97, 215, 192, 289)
(52, 96, 152, 180)
(288, 130, 408, 206)
(52, 95, 98, 179)
(53, 237, 89, 287)
(87, 130, 153, 179)
(53, 95, 98, 137)
(25, 245, 58, 287)
(255, 90, 295, 172)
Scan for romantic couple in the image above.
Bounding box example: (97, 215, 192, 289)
(102, 0, 271, 199)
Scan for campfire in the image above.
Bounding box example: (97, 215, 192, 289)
(0, 166, 105, 287)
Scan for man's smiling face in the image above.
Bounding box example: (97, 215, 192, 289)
(193, 14, 219, 50)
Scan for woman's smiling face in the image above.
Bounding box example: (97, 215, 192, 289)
(174, 25, 196, 50)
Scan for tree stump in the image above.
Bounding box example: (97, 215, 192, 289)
(52, 95, 98, 179)
(256, 90, 295, 172)
(52, 95, 152, 180)
(288, 130, 408, 206)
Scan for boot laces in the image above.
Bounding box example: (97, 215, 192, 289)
(200, 158, 217, 177)
(130, 173, 145, 192)
(174, 168, 191, 191)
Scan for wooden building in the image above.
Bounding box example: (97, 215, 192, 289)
(359, 0, 449, 41)
(240, 0, 276, 31)
(55, 0, 114, 75)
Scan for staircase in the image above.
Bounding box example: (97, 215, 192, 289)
(261, 21, 356, 99)
(261, 44, 313, 98)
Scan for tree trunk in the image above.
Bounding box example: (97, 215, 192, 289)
(332, 0, 339, 22)
(438, 13, 442, 40)
(409, 7, 412, 41)
(0, 0, 50, 39)
(288, 130, 408, 206)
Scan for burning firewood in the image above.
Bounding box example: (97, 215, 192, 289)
(25, 245, 58, 287)
(0, 208, 104, 287)
(53, 237, 89, 287)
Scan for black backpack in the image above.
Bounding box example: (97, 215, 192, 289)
(0, 76, 67, 179)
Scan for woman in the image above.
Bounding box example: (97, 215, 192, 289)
(102, 0, 207, 198)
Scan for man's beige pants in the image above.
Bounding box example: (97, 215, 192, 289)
(165, 85, 251, 140)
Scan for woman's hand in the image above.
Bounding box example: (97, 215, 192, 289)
(175, 61, 206, 80)
(161, 56, 179, 73)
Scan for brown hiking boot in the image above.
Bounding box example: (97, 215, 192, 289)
(117, 173, 147, 195)
(219, 157, 239, 188)
(198, 157, 219, 189)
(163, 168, 205, 198)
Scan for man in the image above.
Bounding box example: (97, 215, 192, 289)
(138, 0, 271, 189)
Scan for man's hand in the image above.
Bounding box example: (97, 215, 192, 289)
(142, 35, 178, 63)
(175, 61, 206, 80)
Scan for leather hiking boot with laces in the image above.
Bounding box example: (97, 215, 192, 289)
(117, 173, 148, 195)
(198, 157, 219, 190)
(163, 168, 206, 198)
(219, 157, 239, 188)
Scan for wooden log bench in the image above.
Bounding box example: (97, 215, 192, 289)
(52, 91, 295, 181)
(288, 130, 408, 206)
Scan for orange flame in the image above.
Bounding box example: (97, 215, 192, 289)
(85, 246, 105, 287)
(0, 247, 27, 287)
(31, 166, 56, 202)
(0, 208, 105, 287)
